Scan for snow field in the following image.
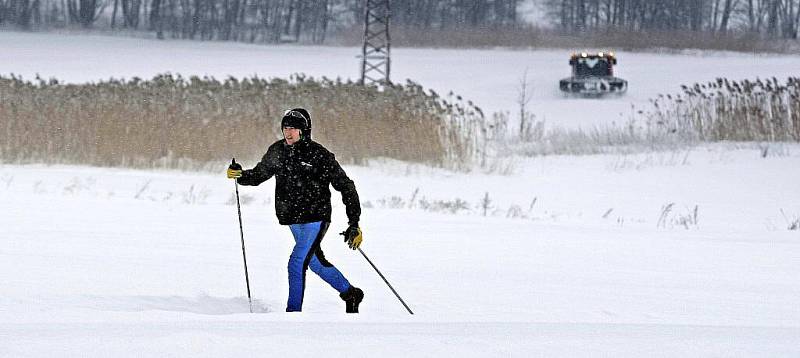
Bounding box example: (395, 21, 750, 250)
(2, 145, 800, 356)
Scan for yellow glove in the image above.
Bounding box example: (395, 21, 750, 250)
(227, 168, 242, 179)
(227, 159, 243, 179)
(340, 225, 362, 250)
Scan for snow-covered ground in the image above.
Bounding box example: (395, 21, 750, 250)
(3, 146, 800, 356)
(2, 31, 800, 356)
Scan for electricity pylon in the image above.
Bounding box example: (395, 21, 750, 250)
(359, 0, 391, 86)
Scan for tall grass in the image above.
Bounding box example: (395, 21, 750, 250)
(0, 74, 485, 171)
(5, 72, 795, 174)
(650, 77, 800, 142)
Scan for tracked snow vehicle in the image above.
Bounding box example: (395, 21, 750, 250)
(559, 52, 627, 95)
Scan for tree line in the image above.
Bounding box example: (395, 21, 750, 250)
(543, 0, 800, 39)
(2, 0, 797, 44)
(0, 0, 521, 43)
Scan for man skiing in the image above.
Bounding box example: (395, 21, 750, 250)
(227, 108, 365, 313)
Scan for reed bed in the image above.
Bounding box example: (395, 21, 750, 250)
(0, 74, 485, 171)
(5, 72, 793, 172)
(651, 77, 800, 142)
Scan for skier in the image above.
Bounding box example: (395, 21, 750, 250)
(227, 108, 365, 313)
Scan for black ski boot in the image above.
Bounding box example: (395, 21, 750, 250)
(339, 286, 364, 313)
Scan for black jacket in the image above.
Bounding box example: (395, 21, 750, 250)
(237, 139, 361, 226)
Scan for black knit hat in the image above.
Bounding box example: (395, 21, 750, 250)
(281, 108, 312, 139)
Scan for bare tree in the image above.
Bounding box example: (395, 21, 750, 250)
(517, 68, 534, 138)
(717, 0, 738, 34)
(121, 0, 140, 28)
(67, 0, 104, 27)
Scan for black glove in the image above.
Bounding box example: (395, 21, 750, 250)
(227, 158, 242, 179)
(340, 225, 362, 250)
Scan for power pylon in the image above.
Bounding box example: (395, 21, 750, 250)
(359, 0, 391, 86)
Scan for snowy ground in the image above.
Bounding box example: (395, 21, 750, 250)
(2, 145, 800, 356)
(2, 31, 800, 356)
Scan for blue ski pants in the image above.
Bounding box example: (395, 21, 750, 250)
(286, 221, 351, 312)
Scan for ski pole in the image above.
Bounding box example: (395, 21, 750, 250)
(232, 158, 253, 313)
(358, 248, 414, 315)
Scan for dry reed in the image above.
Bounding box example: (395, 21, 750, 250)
(650, 77, 800, 142)
(0, 74, 486, 171)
